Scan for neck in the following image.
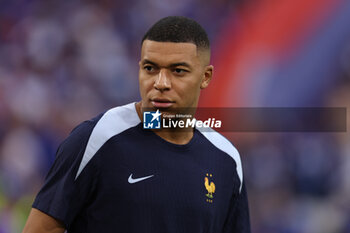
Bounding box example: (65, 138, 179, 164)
(153, 129, 194, 145)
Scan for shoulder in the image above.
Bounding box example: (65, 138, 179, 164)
(55, 102, 140, 179)
(54, 113, 103, 165)
(75, 102, 140, 179)
(89, 102, 140, 143)
(197, 127, 243, 192)
(62, 114, 103, 145)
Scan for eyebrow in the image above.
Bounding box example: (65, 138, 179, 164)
(142, 59, 192, 69)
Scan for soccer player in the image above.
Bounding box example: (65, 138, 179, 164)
(23, 16, 251, 233)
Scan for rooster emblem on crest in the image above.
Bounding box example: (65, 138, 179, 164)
(204, 174, 215, 200)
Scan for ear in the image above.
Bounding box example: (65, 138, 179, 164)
(200, 65, 213, 89)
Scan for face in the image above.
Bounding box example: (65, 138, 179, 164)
(138, 40, 213, 114)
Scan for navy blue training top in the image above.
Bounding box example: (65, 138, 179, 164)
(33, 102, 250, 233)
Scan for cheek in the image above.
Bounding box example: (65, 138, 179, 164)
(172, 76, 202, 99)
(139, 74, 154, 97)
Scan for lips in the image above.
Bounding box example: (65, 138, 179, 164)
(151, 98, 175, 108)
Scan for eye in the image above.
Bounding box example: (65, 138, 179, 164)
(144, 65, 154, 72)
(173, 68, 187, 75)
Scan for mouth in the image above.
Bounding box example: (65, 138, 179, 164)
(151, 98, 175, 108)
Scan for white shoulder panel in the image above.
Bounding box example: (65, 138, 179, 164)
(75, 102, 140, 179)
(197, 127, 243, 192)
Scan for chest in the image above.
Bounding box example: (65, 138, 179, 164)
(94, 142, 238, 222)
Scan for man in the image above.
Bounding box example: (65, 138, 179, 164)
(23, 16, 251, 233)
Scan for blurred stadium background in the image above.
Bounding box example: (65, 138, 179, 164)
(0, 0, 349, 232)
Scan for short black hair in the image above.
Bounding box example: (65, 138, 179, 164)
(142, 16, 210, 50)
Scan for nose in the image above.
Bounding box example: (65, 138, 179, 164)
(154, 69, 171, 91)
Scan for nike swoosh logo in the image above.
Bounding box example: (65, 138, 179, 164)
(128, 174, 154, 184)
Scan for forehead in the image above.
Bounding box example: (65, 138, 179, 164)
(140, 40, 199, 65)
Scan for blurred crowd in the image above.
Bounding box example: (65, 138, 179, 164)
(0, 0, 349, 233)
(0, 0, 235, 232)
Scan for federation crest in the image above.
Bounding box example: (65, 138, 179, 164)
(204, 173, 215, 203)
